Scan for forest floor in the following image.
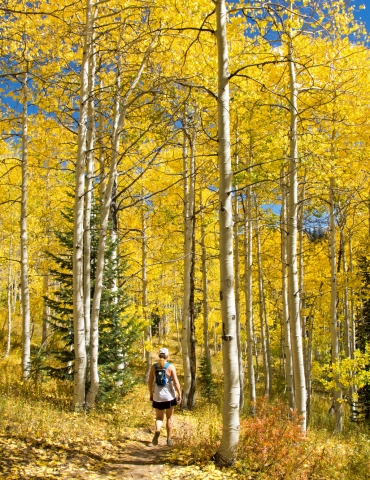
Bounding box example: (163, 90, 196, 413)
(0, 413, 232, 479)
(0, 354, 233, 479)
(0, 426, 227, 479)
(1, 352, 370, 479)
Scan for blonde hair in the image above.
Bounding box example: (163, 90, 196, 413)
(157, 353, 167, 369)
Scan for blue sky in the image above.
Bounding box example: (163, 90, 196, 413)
(353, 1, 370, 28)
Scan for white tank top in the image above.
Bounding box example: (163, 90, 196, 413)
(153, 365, 176, 402)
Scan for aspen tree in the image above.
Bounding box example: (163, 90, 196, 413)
(349, 236, 357, 421)
(181, 125, 192, 407)
(340, 225, 351, 359)
(73, 0, 94, 409)
(3, 237, 12, 359)
(142, 204, 151, 382)
(21, 68, 31, 380)
(83, 27, 96, 366)
(244, 180, 256, 414)
(200, 188, 211, 368)
(298, 175, 310, 417)
(256, 215, 272, 396)
(329, 176, 342, 432)
(287, 33, 306, 431)
(234, 192, 244, 410)
(281, 174, 295, 409)
(214, 0, 240, 466)
(234, 141, 244, 410)
(180, 116, 198, 409)
(189, 126, 199, 408)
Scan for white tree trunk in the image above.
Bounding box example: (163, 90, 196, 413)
(234, 189, 244, 410)
(187, 129, 197, 409)
(244, 185, 256, 414)
(4, 237, 12, 359)
(21, 70, 31, 379)
(142, 207, 152, 382)
(200, 190, 211, 367)
(349, 236, 357, 420)
(181, 124, 193, 408)
(214, 0, 240, 466)
(256, 217, 272, 396)
(281, 177, 295, 410)
(83, 33, 96, 370)
(341, 228, 351, 359)
(298, 177, 310, 418)
(287, 38, 306, 431)
(174, 303, 182, 353)
(73, 0, 94, 409)
(98, 75, 106, 202)
(329, 177, 342, 432)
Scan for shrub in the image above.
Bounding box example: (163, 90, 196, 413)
(236, 397, 321, 479)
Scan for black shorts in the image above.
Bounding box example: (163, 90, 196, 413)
(152, 398, 178, 410)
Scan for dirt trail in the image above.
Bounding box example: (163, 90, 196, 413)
(0, 429, 178, 479)
(100, 436, 169, 479)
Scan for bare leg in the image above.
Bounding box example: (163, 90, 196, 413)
(155, 409, 164, 432)
(151, 409, 164, 446)
(166, 406, 174, 439)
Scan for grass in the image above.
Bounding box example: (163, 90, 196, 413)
(1, 344, 370, 479)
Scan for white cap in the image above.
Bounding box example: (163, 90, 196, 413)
(159, 348, 169, 356)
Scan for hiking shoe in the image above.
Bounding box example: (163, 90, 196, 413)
(167, 438, 174, 446)
(152, 431, 160, 446)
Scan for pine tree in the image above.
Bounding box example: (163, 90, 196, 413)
(41, 202, 142, 403)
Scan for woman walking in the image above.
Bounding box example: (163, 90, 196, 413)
(148, 348, 181, 446)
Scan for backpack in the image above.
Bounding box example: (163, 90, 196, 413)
(154, 362, 170, 386)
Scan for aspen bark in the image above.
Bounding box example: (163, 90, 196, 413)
(4, 238, 12, 359)
(142, 206, 152, 382)
(349, 236, 357, 420)
(244, 187, 256, 414)
(298, 177, 310, 418)
(98, 75, 106, 202)
(174, 303, 182, 353)
(83, 33, 96, 367)
(21, 69, 31, 379)
(329, 177, 342, 432)
(287, 38, 306, 431)
(281, 176, 295, 410)
(234, 151, 244, 410)
(111, 179, 124, 382)
(341, 228, 351, 359)
(200, 191, 211, 368)
(187, 129, 197, 409)
(214, 0, 240, 466)
(43, 181, 50, 349)
(73, 0, 93, 409)
(234, 194, 244, 410)
(181, 125, 192, 407)
(256, 217, 272, 396)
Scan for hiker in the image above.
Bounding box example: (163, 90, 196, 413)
(148, 348, 181, 446)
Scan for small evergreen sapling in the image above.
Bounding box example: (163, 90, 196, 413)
(41, 202, 142, 402)
(199, 354, 217, 403)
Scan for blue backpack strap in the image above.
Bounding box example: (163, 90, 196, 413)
(164, 362, 172, 380)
